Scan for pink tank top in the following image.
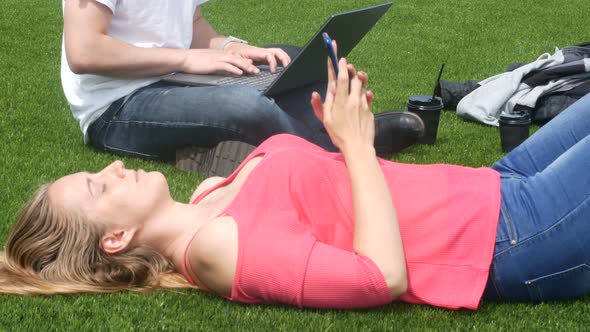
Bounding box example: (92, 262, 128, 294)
(183, 134, 501, 310)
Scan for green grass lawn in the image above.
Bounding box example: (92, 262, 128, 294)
(1, 0, 589, 330)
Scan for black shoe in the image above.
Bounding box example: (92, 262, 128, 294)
(437, 80, 480, 110)
(176, 141, 256, 177)
(374, 111, 425, 158)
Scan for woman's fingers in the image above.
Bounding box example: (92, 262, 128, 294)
(366, 90, 374, 109)
(347, 63, 357, 78)
(358, 71, 369, 89)
(357, 70, 373, 109)
(310, 91, 324, 121)
(350, 72, 363, 102)
(320, 57, 375, 150)
(324, 91, 335, 115)
(336, 58, 350, 99)
(327, 56, 336, 84)
(321, 91, 335, 127)
(358, 71, 369, 111)
(326, 59, 336, 96)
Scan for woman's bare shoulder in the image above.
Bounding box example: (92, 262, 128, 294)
(189, 176, 226, 203)
(186, 216, 238, 297)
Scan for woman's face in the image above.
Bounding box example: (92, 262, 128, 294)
(48, 160, 171, 229)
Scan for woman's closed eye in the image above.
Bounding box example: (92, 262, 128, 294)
(86, 178, 96, 197)
(86, 177, 105, 197)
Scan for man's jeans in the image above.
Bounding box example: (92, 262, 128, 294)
(87, 80, 336, 161)
(483, 93, 590, 302)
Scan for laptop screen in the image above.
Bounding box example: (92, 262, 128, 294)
(266, 2, 393, 95)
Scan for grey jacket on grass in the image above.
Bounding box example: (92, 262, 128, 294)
(457, 46, 590, 126)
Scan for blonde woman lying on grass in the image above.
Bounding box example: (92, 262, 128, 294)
(1, 58, 589, 309)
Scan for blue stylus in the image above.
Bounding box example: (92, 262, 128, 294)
(321, 32, 339, 76)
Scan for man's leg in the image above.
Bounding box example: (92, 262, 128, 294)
(88, 81, 336, 161)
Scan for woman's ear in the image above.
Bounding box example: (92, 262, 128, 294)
(100, 228, 136, 254)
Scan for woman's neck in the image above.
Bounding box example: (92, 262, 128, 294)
(132, 201, 209, 264)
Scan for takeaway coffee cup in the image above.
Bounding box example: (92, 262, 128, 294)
(407, 95, 444, 145)
(499, 111, 531, 152)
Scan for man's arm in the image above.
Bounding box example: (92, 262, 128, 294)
(190, 8, 291, 72)
(64, 0, 258, 77)
(190, 8, 227, 50)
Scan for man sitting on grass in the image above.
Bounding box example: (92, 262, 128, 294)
(60, 0, 424, 177)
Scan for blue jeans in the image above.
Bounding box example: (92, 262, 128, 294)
(87, 81, 336, 160)
(483, 93, 590, 302)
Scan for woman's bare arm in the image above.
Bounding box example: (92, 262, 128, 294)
(311, 57, 407, 299)
(186, 216, 238, 296)
(343, 139, 407, 298)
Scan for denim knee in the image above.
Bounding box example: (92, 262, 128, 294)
(225, 86, 279, 112)
(218, 86, 305, 142)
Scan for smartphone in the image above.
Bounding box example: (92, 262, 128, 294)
(321, 32, 339, 76)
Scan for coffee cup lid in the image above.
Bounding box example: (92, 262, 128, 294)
(499, 111, 531, 124)
(408, 95, 443, 107)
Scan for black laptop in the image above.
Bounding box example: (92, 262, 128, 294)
(162, 2, 393, 96)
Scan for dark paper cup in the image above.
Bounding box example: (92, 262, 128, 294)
(499, 112, 531, 152)
(407, 95, 443, 145)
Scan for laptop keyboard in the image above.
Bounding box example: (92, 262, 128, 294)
(216, 69, 282, 90)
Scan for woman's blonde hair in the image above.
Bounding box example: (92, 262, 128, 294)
(0, 184, 193, 295)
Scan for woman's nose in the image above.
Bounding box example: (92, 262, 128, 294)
(101, 160, 126, 178)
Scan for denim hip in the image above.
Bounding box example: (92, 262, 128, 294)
(483, 175, 590, 302)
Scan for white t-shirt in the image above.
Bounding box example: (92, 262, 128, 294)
(60, 0, 209, 142)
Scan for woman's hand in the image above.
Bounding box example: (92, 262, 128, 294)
(311, 47, 407, 298)
(311, 56, 375, 155)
